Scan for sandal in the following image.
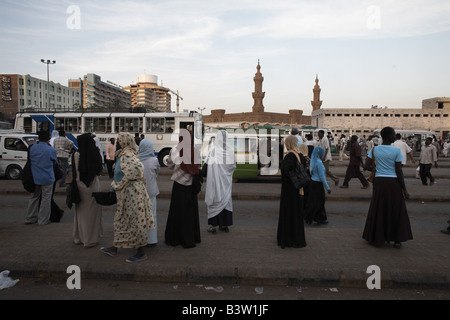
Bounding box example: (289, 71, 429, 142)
(100, 247, 117, 257)
(393, 242, 402, 249)
(207, 226, 217, 234)
(219, 226, 230, 232)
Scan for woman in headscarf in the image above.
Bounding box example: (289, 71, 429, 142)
(204, 130, 236, 234)
(100, 133, 154, 262)
(139, 138, 160, 246)
(73, 133, 104, 248)
(50, 130, 59, 147)
(277, 135, 307, 249)
(304, 147, 331, 225)
(165, 129, 201, 248)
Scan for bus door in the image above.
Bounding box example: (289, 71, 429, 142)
(29, 114, 55, 133)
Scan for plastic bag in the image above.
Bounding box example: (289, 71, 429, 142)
(0, 270, 19, 290)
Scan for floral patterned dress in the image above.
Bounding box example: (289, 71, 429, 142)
(111, 133, 154, 248)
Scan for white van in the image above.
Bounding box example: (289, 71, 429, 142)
(0, 131, 38, 180)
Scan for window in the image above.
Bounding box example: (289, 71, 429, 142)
(438, 102, 444, 109)
(117, 117, 141, 132)
(148, 118, 164, 132)
(4, 138, 27, 151)
(84, 117, 111, 133)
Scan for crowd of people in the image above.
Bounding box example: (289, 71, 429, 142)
(23, 126, 448, 264)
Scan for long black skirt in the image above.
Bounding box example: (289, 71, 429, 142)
(304, 181, 328, 224)
(165, 182, 201, 248)
(208, 209, 233, 227)
(362, 177, 413, 246)
(277, 181, 306, 249)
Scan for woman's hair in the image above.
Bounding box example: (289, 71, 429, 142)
(285, 135, 299, 153)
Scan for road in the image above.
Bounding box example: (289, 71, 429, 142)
(0, 194, 449, 301)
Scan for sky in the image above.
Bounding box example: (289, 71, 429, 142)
(1, 0, 450, 115)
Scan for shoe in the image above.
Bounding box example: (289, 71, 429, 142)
(219, 226, 230, 232)
(393, 242, 402, 249)
(100, 247, 117, 257)
(126, 254, 148, 263)
(430, 180, 435, 186)
(339, 185, 348, 189)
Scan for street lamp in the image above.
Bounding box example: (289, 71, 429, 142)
(198, 107, 206, 115)
(41, 59, 56, 111)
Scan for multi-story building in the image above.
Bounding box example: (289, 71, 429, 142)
(70, 73, 131, 111)
(311, 97, 450, 139)
(124, 74, 172, 112)
(1, 74, 82, 120)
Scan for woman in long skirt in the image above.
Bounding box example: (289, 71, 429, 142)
(165, 130, 201, 248)
(139, 138, 160, 245)
(304, 147, 331, 225)
(204, 130, 236, 234)
(362, 127, 413, 248)
(73, 133, 103, 248)
(277, 135, 307, 249)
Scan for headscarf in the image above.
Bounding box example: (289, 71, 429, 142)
(139, 138, 156, 161)
(309, 146, 325, 174)
(77, 133, 103, 187)
(177, 131, 199, 175)
(116, 132, 138, 159)
(284, 135, 300, 154)
(298, 143, 308, 158)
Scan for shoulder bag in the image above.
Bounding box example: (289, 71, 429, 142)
(22, 145, 35, 193)
(66, 153, 81, 209)
(365, 147, 376, 183)
(288, 152, 311, 190)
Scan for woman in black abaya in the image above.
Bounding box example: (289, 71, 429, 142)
(277, 135, 307, 249)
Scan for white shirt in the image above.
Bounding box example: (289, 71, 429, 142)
(392, 140, 412, 165)
(318, 136, 332, 161)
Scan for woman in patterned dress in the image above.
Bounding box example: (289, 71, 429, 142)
(100, 133, 155, 263)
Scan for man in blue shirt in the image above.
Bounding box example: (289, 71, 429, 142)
(25, 131, 57, 225)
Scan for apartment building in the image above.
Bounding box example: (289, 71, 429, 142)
(1, 74, 81, 120)
(70, 73, 131, 110)
(125, 74, 172, 112)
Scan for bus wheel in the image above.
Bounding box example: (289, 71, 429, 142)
(6, 165, 23, 180)
(158, 149, 170, 167)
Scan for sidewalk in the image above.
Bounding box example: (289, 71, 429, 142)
(0, 161, 449, 291)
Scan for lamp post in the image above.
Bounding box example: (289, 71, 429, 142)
(41, 59, 56, 111)
(198, 107, 206, 115)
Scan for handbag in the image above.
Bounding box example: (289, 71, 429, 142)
(22, 145, 35, 193)
(66, 153, 81, 209)
(92, 191, 117, 206)
(365, 147, 376, 183)
(288, 152, 311, 190)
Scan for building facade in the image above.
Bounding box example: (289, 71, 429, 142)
(70, 73, 131, 110)
(1, 74, 81, 120)
(124, 74, 171, 112)
(311, 98, 450, 138)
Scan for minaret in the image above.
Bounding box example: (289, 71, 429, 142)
(311, 74, 323, 111)
(252, 60, 265, 113)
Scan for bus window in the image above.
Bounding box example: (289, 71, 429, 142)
(118, 117, 141, 132)
(165, 117, 174, 133)
(149, 118, 164, 132)
(65, 118, 81, 133)
(84, 117, 111, 133)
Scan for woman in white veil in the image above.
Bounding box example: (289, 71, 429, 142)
(204, 130, 236, 233)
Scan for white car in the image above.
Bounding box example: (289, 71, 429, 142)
(0, 131, 38, 180)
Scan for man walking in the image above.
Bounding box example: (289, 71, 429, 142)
(393, 134, 415, 166)
(419, 137, 438, 186)
(318, 130, 339, 186)
(340, 135, 369, 189)
(25, 131, 57, 225)
(53, 129, 74, 187)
